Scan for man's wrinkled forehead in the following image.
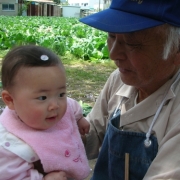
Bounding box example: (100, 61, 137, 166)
(109, 25, 167, 39)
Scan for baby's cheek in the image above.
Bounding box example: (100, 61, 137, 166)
(30, 110, 45, 123)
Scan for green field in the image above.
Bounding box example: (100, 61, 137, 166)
(0, 16, 109, 61)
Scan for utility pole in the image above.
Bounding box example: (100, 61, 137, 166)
(99, 0, 100, 11)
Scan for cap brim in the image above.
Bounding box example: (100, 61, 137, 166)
(80, 8, 164, 33)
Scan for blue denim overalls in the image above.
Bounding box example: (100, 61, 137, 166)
(91, 73, 180, 180)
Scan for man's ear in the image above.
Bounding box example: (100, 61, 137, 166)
(1, 90, 15, 110)
(174, 50, 180, 65)
(174, 43, 180, 66)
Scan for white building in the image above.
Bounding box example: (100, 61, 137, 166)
(89, 0, 102, 10)
(68, 0, 89, 7)
(68, 0, 106, 10)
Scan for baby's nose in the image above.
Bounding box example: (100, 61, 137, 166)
(48, 99, 59, 110)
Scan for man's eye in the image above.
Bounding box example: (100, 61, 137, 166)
(108, 33, 115, 38)
(38, 96, 47, 100)
(125, 43, 142, 50)
(126, 43, 141, 47)
(59, 93, 66, 97)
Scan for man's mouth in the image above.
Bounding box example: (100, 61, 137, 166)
(119, 68, 132, 74)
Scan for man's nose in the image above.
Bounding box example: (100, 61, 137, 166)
(109, 40, 126, 61)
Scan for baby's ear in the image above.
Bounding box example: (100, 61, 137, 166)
(1, 90, 15, 110)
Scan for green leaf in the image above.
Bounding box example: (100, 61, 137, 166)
(102, 45, 109, 58)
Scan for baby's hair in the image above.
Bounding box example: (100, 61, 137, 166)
(1, 44, 64, 90)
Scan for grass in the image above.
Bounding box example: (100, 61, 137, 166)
(0, 50, 9, 58)
(61, 54, 116, 107)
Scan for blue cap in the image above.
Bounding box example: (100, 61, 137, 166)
(80, 0, 180, 33)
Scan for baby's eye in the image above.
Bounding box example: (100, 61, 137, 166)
(59, 93, 66, 97)
(38, 96, 47, 100)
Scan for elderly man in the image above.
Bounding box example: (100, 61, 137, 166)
(80, 0, 180, 179)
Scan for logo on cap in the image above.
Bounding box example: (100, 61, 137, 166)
(131, 0, 143, 4)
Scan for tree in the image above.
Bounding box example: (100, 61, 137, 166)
(53, 0, 61, 4)
(18, 0, 31, 16)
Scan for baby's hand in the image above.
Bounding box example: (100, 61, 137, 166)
(43, 171, 67, 180)
(78, 117, 90, 135)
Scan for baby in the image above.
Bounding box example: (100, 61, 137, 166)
(0, 45, 90, 180)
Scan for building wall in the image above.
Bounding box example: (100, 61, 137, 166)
(27, 3, 61, 16)
(54, 5, 61, 16)
(0, 0, 17, 3)
(43, 3, 47, 16)
(0, 0, 18, 16)
(0, 0, 61, 16)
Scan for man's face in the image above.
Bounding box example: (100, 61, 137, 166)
(107, 26, 179, 95)
(9, 65, 67, 130)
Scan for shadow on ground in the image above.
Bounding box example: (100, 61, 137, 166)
(85, 159, 97, 180)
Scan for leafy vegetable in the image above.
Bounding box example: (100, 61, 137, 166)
(0, 16, 109, 61)
(79, 100, 92, 117)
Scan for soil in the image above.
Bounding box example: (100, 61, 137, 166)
(63, 61, 116, 107)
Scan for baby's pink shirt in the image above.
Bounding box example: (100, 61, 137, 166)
(0, 97, 90, 180)
(0, 146, 43, 180)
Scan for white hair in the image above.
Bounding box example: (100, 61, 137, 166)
(163, 25, 180, 60)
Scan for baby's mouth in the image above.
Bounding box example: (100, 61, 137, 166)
(46, 116, 57, 121)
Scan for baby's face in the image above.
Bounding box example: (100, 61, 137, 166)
(9, 65, 67, 130)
